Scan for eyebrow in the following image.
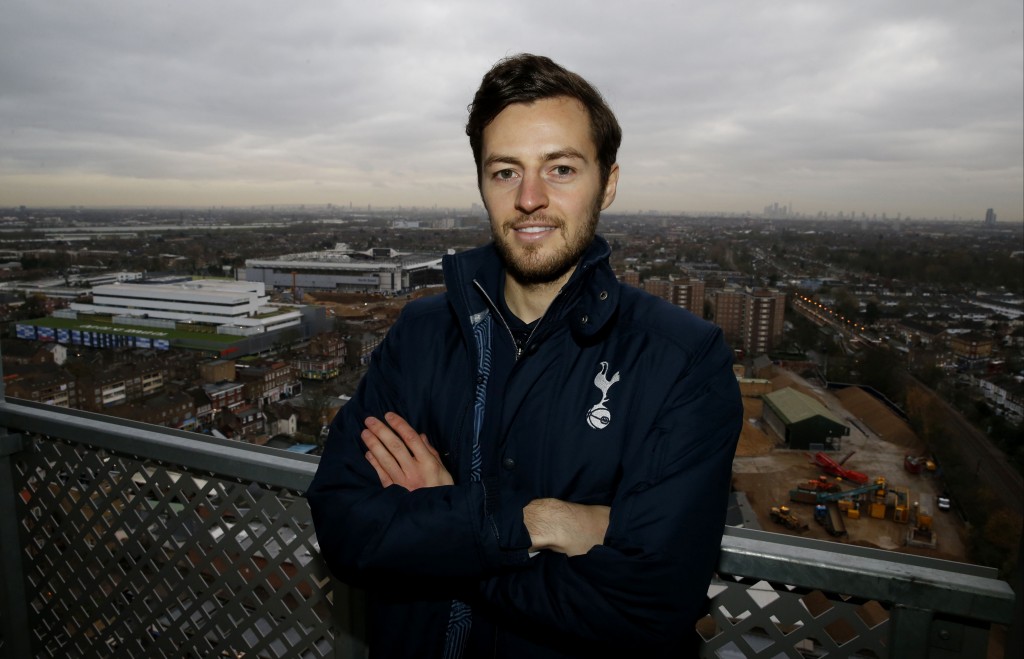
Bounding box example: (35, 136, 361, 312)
(483, 148, 589, 169)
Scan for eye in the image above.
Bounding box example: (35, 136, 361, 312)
(551, 165, 575, 178)
(493, 168, 518, 181)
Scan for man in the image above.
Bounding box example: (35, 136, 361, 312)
(307, 54, 742, 658)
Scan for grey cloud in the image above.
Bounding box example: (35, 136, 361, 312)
(0, 0, 1020, 219)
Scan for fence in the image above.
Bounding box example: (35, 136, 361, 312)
(1, 397, 1015, 658)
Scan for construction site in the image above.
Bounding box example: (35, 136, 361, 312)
(732, 366, 967, 562)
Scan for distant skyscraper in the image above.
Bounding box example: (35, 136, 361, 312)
(984, 208, 997, 225)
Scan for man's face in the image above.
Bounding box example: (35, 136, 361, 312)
(480, 96, 619, 286)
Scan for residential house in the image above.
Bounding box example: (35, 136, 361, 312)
(4, 364, 78, 408)
(240, 360, 297, 408)
(107, 390, 197, 429)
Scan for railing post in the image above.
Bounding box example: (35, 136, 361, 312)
(330, 577, 369, 659)
(0, 429, 32, 659)
(891, 604, 996, 658)
(889, 606, 932, 659)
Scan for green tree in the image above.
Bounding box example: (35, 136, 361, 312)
(863, 301, 880, 325)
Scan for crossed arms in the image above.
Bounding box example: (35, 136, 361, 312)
(362, 411, 609, 557)
(306, 308, 742, 645)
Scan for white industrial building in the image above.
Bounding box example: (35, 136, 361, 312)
(67, 280, 301, 336)
(243, 246, 443, 295)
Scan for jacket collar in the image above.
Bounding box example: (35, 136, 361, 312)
(442, 235, 620, 342)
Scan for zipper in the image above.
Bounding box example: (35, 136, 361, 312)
(472, 279, 547, 360)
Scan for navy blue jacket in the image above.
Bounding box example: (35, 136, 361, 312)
(307, 236, 742, 658)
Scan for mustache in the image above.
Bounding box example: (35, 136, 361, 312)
(500, 215, 566, 232)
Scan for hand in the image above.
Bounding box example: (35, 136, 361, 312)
(362, 412, 454, 491)
(523, 498, 610, 557)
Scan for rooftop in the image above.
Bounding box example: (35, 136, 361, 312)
(764, 386, 846, 426)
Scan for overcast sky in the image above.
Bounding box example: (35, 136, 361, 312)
(1, 0, 1021, 221)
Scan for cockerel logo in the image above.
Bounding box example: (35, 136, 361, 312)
(586, 361, 620, 430)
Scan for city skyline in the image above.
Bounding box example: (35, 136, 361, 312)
(1, 0, 1022, 222)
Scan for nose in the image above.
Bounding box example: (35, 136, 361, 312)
(515, 172, 548, 214)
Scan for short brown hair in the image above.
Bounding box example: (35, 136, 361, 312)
(466, 54, 622, 188)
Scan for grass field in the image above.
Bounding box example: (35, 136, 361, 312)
(24, 316, 244, 345)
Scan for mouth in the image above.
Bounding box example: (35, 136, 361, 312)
(507, 223, 559, 245)
(505, 216, 562, 236)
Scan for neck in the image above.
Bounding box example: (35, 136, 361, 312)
(503, 266, 575, 324)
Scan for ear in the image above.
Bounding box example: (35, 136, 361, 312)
(600, 163, 619, 210)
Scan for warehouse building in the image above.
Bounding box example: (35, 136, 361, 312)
(762, 387, 849, 450)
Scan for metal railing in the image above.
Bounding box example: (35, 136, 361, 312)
(1, 397, 1015, 658)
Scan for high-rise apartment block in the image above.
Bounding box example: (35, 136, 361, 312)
(984, 208, 997, 225)
(712, 287, 786, 356)
(712, 289, 747, 350)
(745, 289, 787, 356)
(642, 277, 673, 301)
(619, 270, 641, 287)
(672, 279, 706, 316)
(642, 277, 706, 316)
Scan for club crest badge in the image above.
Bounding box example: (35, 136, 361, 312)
(586, 361, 620, 430)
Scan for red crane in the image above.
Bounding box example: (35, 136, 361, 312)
(811, 451, 868, 484)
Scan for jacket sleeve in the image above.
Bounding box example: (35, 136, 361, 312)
(305, 306, 531, 588)
(475, 327, 742, 648)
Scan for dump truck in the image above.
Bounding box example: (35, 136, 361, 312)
(814, 503, 847, 537)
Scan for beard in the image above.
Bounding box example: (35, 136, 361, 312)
(492, 194, 603, 287)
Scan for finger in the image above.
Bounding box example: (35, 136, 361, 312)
(421, 434, 442, 460)
(384, 412, 431, 458)
(384, 412, 423, 444)
(365, 416, 414, 463)
(365, 451, 395, 488)
(362, 427, 405, 480)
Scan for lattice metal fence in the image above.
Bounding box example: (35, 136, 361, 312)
(700, 577, 889, 658)
(11, 434, 337, 658)
(0, 399, 1015, 658)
